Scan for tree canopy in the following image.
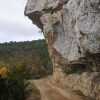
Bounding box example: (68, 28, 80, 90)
(0, 39, 53, 78)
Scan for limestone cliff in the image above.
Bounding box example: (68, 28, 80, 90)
(25, 0, 100, 99)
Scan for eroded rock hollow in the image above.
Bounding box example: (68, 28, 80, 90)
(25, 0, 100, 99)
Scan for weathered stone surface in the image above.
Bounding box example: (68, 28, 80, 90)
(25, 0, 100, 61)
(25, 0, 100, 99)
(56, 72, 100, 100)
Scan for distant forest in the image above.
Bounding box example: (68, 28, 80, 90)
(0, 39, 53, 78)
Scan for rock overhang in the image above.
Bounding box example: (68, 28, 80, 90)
(25, 0, 100, 62)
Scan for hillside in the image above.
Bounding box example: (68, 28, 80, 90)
(0, 39, 53, 78)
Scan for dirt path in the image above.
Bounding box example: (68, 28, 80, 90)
(33, 78, 85, 100)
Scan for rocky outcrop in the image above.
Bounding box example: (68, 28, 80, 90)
(25, 0, 100, 99)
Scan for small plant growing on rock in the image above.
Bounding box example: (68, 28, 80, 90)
(64, 63, 86, 75)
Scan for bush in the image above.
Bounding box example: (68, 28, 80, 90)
(0, 77, 9, 100)
(0, 64, 30, 100)
(64, 63, 86, 75)
(25, 81, 40, 100)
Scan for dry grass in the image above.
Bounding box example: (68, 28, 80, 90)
(25, 80, 41, 100)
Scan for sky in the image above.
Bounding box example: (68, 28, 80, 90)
(0, 0, 44, 43)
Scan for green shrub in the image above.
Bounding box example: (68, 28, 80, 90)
(0, 64, 30, 100)
(64, 63, 86, 75)
(0, 77, 9, 100)
(8, 67, 25, 100)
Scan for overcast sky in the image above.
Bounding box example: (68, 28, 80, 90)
(0, 0, 44, 43)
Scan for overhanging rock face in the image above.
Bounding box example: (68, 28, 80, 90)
(25, 0, 100, 99)
(25, 0, 100, 61)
